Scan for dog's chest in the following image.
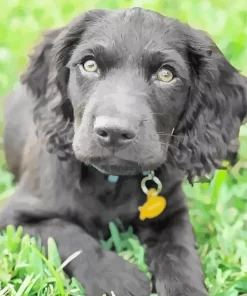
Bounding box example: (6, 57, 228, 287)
(76, 178, 146, 239)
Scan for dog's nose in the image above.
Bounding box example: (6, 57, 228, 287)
(94, 117, 136, 147)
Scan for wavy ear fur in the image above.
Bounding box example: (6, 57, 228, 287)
(21, 28, 63, 98)
(21, 12, 247, 175)
(172, 26, 247, 178)
(20, 9, 111, 160)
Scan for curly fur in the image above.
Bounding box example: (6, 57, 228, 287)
(172, 29, 246, 178)
(21, 9, 246, 178)
(1, 8, 247, 296)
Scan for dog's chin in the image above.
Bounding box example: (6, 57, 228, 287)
(89, 157, 141, 175)
(88, 157, 160, 176)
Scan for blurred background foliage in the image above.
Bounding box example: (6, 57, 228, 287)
(0, 1, 247, 295)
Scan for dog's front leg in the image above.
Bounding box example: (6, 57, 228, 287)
(0, 198, 150, 296)
(137, 191, 209, 296)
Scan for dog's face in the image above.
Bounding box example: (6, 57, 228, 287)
(24, 8, 246, 178)
(65, 9, 194, 175)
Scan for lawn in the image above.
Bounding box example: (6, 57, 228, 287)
(0, 0, 247, 295)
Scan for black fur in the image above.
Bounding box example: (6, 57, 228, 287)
(1, 7, 246, 296)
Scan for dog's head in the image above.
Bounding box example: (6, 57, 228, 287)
(22, 8, 247, 177)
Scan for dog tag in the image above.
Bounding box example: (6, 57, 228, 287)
(107, 175, 119, 183)
(138, 188, 166, 221)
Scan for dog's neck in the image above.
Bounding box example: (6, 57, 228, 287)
(94, 169, 154, 184)
(80, 164, 168, 220)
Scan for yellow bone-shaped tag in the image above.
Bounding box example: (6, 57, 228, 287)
(138, 188, 167, 221)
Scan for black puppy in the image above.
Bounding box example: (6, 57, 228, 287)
(1, 7, 247, 296)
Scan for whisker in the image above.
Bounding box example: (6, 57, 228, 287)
(143, 112, 166, 121)
(147, 140, 187, 157)
(160, 142, 182, 153)
(157, 132, 185, 139)
(133, 136, 184, 155)
(132, 140, 166, 160)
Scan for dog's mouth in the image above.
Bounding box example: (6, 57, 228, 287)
(89, 157, 159, 176)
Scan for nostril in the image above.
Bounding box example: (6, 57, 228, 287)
(96, 129, 108, 138)
(122, 132, 135, 140)
(94, 117, 137, 146)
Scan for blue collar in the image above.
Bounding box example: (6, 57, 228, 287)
(107, 175, 119, 183)
(107, 171, 151, 183)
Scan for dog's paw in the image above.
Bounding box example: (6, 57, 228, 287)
(156, 279, 209, 296)
(80, 250, 150, 296)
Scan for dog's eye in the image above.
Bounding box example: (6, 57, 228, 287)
(157, 67, 174, 82)
(82, 59, 98, 72)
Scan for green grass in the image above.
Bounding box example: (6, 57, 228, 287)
(0, 0, 247, 295)
(0, 223, 155, 296)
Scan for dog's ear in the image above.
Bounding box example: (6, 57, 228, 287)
(21, 28, 63, 98)
(172, 26, 247, 178)
(20, 9, 111, 160)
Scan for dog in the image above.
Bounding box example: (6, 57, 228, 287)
(1, 7, 246, 296)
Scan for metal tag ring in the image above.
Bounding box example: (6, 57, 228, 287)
(141, 171, 162, 195)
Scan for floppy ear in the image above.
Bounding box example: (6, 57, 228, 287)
(21, 28, 63, 98)
(20, 9, 111, 160)
(172, 27, 247, 179)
